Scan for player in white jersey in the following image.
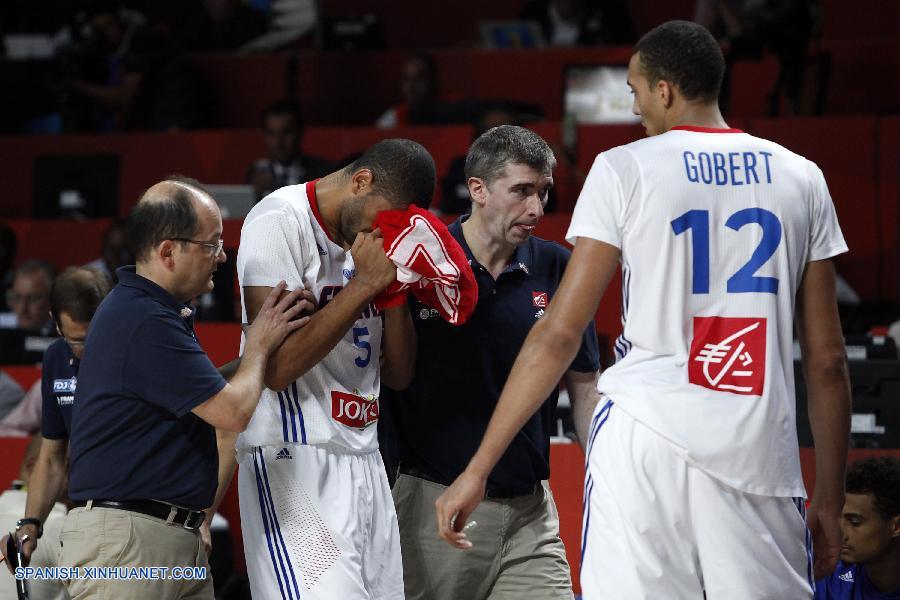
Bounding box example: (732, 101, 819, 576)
(435, 21, 852, 599)
(228, 139, 436, 600)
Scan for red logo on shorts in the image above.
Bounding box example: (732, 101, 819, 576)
(331, 391, 379, 428)
(532, 291, 548, 308)
(688, 317, 766, 395)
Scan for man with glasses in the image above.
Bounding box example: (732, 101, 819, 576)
(0, 266, 111, 599)
(60, 176, 312, 600)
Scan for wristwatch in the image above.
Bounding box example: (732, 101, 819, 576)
(15, 518, 42, 539)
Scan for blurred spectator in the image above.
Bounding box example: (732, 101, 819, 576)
(246, 99, 336, 201)
(180, 0, 269, 52)
(521, 0, 636, 46)
(695, 0, 818, 115)
(0, 225, 17, 312)
(84, 220, 132, 283)
(0, 371, 25, 422)
(815, 456, 900, 599)
(2, 260, 56, 334)
(61, 1, 203, 130)
(0, 380, 40, 437)
(376, 53, 439, 129)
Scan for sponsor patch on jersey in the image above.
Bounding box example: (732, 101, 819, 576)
(52, 378, 77, 393)
(331, 390, 379, 429)
(57, 395, 74, 406)
(532, 291, 548, 308)
(689, 317, 766, 395)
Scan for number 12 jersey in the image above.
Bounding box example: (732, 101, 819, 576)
(567, 126, 847, 497)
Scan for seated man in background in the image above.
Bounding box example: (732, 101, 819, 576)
(247, 100, 336, 201)
(2, 260, 56, 333)
(815, 456, 900, 599)
(0, 267, 111, 575)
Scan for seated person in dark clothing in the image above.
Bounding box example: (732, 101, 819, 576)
(180, 0, 269, 52)
(815, 456, 900, 599)
(521, 0, 636, 46)
(247, 99, 336, 201)
(66, 2, 203, 130)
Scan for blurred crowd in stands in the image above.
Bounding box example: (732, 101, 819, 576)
(0, 0, 825, 134)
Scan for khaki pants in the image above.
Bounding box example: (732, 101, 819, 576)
(58, 506, 213, 600)
(392, 474, 574, 600)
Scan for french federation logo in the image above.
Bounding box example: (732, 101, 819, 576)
(688, 316, 766, 395)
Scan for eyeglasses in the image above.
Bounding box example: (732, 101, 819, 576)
(172, 238, 224, 256)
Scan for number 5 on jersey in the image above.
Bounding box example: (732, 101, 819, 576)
(671, 207, 782, 294)
(353, 326, 371, 367)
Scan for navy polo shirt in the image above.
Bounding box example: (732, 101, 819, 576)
(395, 216, 600, 488)
(41, 338, 78, 439)
(68, 267, 227, 510)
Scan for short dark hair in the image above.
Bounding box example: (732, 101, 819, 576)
(846, 456, 900, 520)
(50, 267, 112, 325)
(349, 139, 436, 209)
(465, 125, 556, 187)
(14, 259, 56, 288)
(127, 175, 209, 262)
(262, 99, 303, 130)
(633, 20, 725, 104)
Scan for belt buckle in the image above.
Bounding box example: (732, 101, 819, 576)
(183, 510, 205, 531)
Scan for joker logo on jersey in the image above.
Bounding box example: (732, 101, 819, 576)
(332, 390, 379, 428)
(688, 316, 766, 395)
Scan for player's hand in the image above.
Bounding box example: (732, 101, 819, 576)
(807, 501, 842, 580)
(350, 229, 396, 294)
(199, 520, 212, 555)
(435, 470, 485, 549)
(244, 282, 311, 355)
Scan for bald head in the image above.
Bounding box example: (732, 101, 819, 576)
(127, 176, 219, 263)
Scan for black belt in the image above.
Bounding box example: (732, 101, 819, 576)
(399, 464, 539, 500)
(73, 500, 206, 530)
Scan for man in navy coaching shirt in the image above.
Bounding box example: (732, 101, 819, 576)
(0, 266, 111, 572)
(62, 176, 310, 600)
(816, 457, 900, 599)
(387, 125, 601, 600)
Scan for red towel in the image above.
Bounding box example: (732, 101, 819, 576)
(372, 207, 477, 325)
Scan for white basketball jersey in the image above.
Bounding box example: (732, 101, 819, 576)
(237, 181, 383, 453)
(567, 127, 847, 497)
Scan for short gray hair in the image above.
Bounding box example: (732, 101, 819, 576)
(464, 125, 556, 188)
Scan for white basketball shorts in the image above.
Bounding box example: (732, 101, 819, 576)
(238, 444, 404, 600)
(581, 400, 814, 599)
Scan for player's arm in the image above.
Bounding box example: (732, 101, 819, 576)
(795, 258, 851, 580)
(380, 303, 416, 390)
(435, 237, 620, 547)
(244, 232, 397, 392)
(193, 283, 309, 432)
(4, 437, 68, 570)
(563, 369, 601, 449)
